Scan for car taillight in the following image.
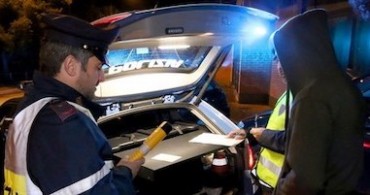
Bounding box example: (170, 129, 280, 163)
(364, 141, 370, 149)
(245, 143, 256, 170)
(91, 13, 132, 27)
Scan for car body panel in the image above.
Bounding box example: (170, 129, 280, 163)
(93, 3, 278, 41)
(0, 87, 24, 106)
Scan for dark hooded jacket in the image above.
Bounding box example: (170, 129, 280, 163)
(272, 9, 366, 194)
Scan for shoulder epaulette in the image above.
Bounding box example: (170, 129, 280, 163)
(49, 100, 77, 122)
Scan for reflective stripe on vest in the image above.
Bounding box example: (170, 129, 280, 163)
(256, 91, 291, 188)
(4, 98, 113, 195)
(51, 161, 114, 195)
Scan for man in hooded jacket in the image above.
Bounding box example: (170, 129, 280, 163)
(271, 9, 366, 194)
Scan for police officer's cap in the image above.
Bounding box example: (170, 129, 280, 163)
(42, 13, 119, 64)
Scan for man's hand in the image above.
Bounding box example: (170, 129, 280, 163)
(117, 156, 145, 178)
(249, 127, 266, 141)
(227, 129, 246, 140)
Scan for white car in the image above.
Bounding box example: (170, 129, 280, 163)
(92, 3, 278, 194)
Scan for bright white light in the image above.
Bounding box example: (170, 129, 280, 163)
(158, 45, 190, 50)
(252, 26, 267, 36)
(242, 22, 268, 38)
(200, 32, 214, 36)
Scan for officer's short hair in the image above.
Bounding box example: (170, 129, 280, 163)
(39, 42, 93, 77)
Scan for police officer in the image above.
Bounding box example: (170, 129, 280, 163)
(249, 92, 291, 194)
(4, 14, 144, 195)
(248, 55, 291, 195)
(227, 52, 291, 195)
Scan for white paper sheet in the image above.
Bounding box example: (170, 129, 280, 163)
(151, 153, 182, 162)
(189, 132, 243, 146)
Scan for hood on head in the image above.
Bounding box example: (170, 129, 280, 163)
(271, 9, 343, 96)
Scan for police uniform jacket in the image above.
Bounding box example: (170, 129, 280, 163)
(12, 71, 136, 194)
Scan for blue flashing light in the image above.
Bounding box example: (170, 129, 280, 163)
(241, 21, 270, 40)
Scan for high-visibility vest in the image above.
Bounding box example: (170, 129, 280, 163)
(4, 97, 113, 195)
(255, 91, 291, 188)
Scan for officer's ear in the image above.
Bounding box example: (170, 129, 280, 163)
(62, 55, 79, 77)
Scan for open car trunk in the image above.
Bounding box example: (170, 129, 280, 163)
(92, 3, 278, 194)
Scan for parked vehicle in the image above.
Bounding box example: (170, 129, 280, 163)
(0, 86, 26, 186)
(92, 4, 278, 194)
(0, 3, 278, 194)
(347, 69, 370, 194)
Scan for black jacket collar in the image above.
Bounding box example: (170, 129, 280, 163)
(32, 71, 105, 120)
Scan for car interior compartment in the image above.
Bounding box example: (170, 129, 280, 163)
(119, 129, 227, 194)
(99, 107, 203, 150)
(98, 107, 235, 194)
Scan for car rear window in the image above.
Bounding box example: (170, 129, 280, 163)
(105, 46, 212, 75)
